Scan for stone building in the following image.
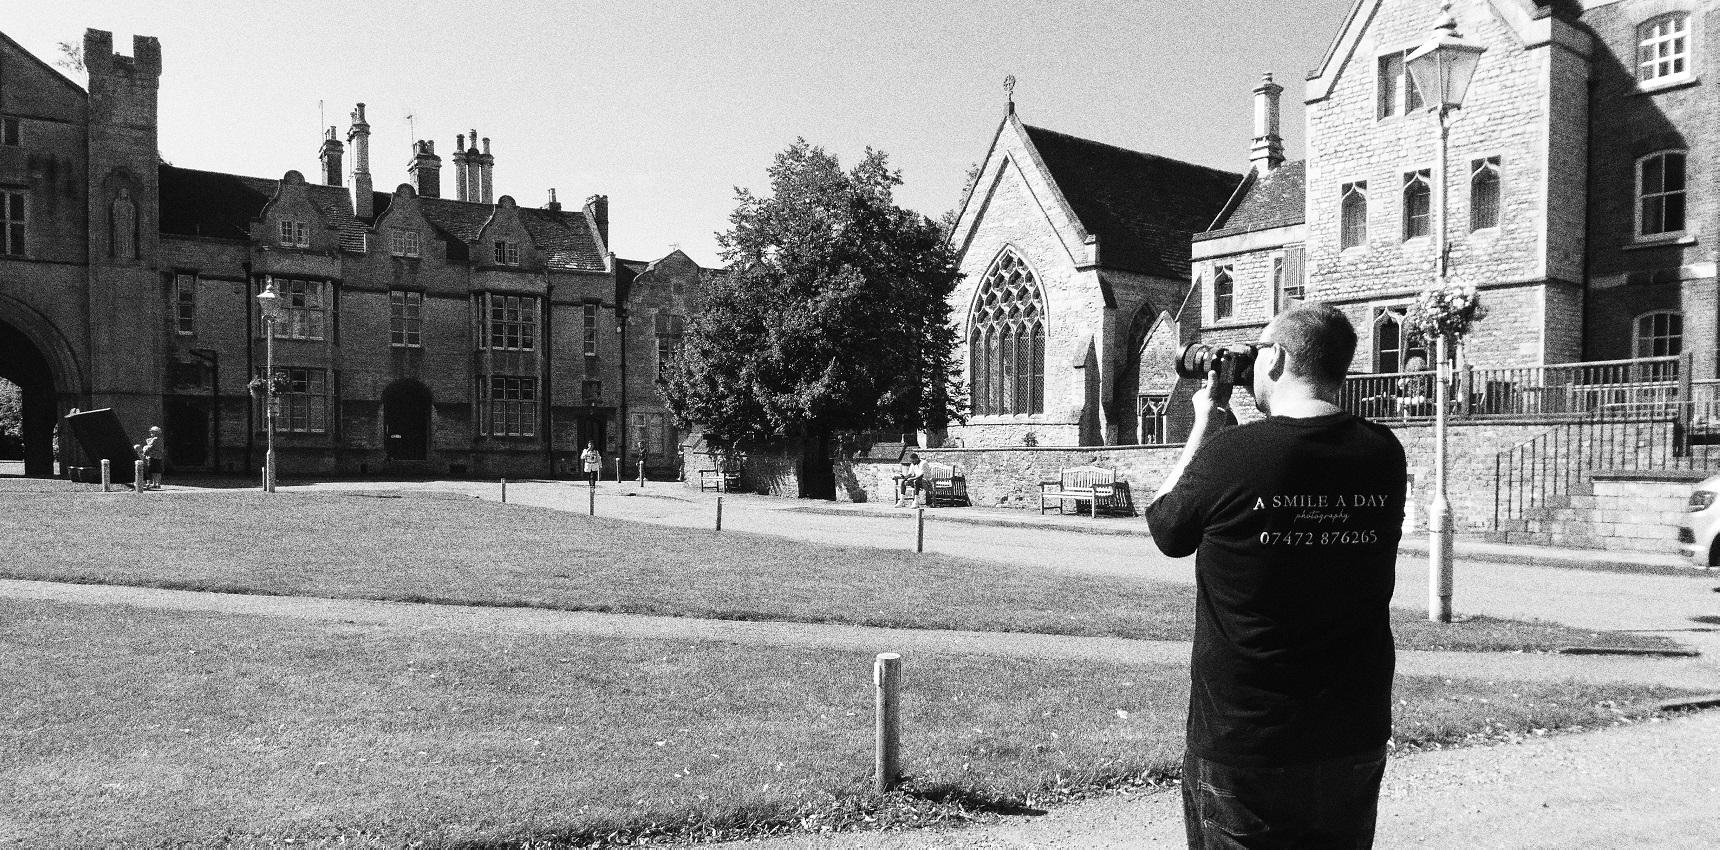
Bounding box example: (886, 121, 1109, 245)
(942, 99, 1240, 448)
(0, 28, 705, 479)
(1195, 0, 1720, 387)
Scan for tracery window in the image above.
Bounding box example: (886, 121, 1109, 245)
(968, 249, 1045, 416)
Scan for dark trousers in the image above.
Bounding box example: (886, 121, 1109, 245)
(1182, 746, 1386, 849)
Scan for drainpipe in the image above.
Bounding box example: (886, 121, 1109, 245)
(242, 261, 255, 475)
(542, 270, 554, 476)
(615, 254, 628, 474)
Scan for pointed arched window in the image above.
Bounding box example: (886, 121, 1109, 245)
(968, 248, 1046, 416)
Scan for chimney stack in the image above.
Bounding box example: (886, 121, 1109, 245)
(409, 139, 441, 199)
(452, 133, 471, 201)
(1251, 72, 1285, 175)
(348, 103, 373, 218)
(546, 188, 561, 211)
(319, 125, 344, 186)
(479, 136, 494, 204)
(585, 194, 608, 247)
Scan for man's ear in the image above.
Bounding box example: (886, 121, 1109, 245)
(1269, 348, 1288, 381)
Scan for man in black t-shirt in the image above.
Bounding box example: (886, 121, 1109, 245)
(1147, 303, 1406, 848)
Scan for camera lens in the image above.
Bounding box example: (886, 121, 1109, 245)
(1176, 343, 1213, 380)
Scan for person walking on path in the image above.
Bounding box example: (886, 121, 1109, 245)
(1146, 303, 1408, 848)
(580, 442, 602, 488)
(135, 426, 166, 490)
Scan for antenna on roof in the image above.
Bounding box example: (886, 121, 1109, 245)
(404, 108, 416, 143)
(318, 99, 325, 140)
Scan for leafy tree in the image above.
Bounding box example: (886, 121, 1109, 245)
(0, 379, 19, 440)
(662, 140, 964, 443)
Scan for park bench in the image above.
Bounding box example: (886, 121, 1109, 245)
(1039, 464, 1135, 518)
(923, 461, 969, 507)
(698, 456, 743, 492)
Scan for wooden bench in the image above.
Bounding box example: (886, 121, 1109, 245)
(924, 461, 969, 507)
(698, 457, 743, 492)
(1040, 465, 1135, 518)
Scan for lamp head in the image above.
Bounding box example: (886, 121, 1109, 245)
(1406, 0, 1487, 112)
(256, 278, 284, 321)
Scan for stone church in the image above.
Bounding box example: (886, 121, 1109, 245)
(0, 28, 706, 479)
(941, 96, 1241, 448)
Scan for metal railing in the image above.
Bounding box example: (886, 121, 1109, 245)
(1341, 356, 1683, 422)
(1489, 354, 1720, 528)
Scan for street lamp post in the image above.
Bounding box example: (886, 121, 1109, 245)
(256, 278, 284, 493)
(1407, 0, 1486, 623)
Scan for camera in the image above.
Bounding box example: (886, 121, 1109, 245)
(1176, 342, 1262, 387)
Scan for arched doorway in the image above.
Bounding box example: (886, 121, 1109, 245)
(382, 379, 432, 462)
(0, 318, 60, 476)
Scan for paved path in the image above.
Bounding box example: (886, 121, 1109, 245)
(253, 478, 1720, 667)
(3, 578, 1714, 690)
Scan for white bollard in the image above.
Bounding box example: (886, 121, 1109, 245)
(133, 460, 146, 493)
(638, 460, 645, 488)
(100, 459, 111, 492)
(588, 484, 595, 516)
(874, 653, 902, 793)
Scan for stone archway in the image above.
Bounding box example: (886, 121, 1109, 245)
(0, 318, 66, 476)
(382, 379, 432, 462)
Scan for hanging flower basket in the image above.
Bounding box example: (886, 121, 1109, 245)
(1405, 282, 1487, 347)
(247, 372, 292, 399)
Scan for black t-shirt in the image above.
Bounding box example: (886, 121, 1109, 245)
(1147, 411, 1405, 767)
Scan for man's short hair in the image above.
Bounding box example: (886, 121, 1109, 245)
(1273, 303, 1357, 384)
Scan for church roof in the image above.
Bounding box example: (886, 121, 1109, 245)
(1197, 160, 1306, 241)
(1021, 124, 1241, 278)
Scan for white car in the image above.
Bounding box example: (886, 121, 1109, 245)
(1680, 473, 1720, 567)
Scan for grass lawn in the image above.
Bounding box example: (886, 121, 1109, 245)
(0, 490, 1680, 653)
(0, 599, 1699, 847)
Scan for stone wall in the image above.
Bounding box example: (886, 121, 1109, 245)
(1303, 0, 1583, 368)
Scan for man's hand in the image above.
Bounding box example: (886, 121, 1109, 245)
(1190, 370, 1234, 434)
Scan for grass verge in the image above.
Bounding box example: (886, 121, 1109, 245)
(0, 599, 1700, 847)
(0, 490, 1681, 653)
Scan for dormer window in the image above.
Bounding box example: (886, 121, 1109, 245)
(278, 220, 309, 248)
(1638, 14, 1691, 85)
(493, 239, 520, 265)
(389, 228, 421, 257)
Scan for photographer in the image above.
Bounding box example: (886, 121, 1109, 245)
(1146, 304, 1406, 848)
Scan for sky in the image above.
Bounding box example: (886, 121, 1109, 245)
(9, 0, 1356, 267)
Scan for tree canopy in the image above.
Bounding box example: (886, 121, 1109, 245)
(661, 140, 963, 441)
